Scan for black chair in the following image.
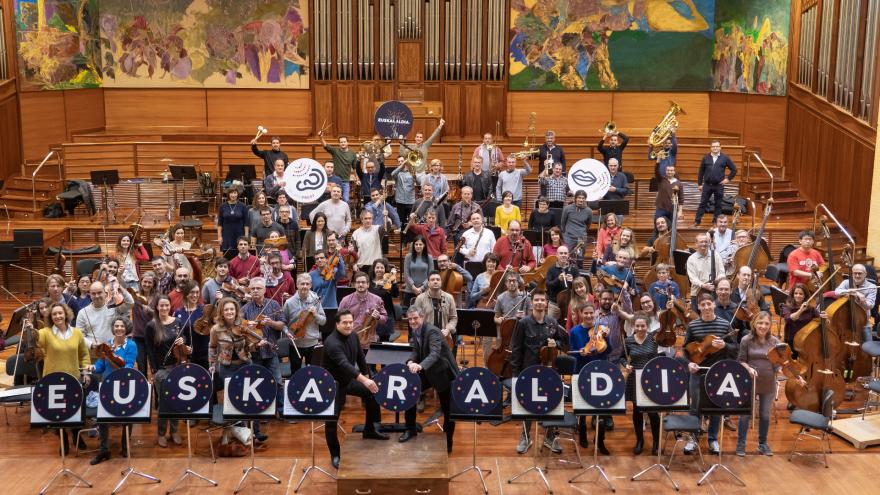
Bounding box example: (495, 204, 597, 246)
(861, 325, 880, 420)
(662, 415, 706, 471)
(789, 389, 834, 467)
(1, 357, 37, 425)
(76, 258, 103, 278)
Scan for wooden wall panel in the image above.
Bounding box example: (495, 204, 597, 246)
(611, 92, 709, 133)
(334, 84, 357, 136)
(709, 92, 787, 163)
(313, 83, 334, 135)
(0, 82, 22, 180)
(481, 85, 506, 137)
(206, 89, 311, 135)
(19, 91, 67, 161)
(397, 42, 422, 82)
(785, 91, 876, 239)
(104, 89, 207, 129)
(63, 89, 105, 135)
(463, 85, 483, 136)
(442, 85, 462, 137)
(507, 92, 613, 137)
(357, 84, 376, 137)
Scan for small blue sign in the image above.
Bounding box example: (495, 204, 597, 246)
(705, 360, 753, 409)
(451, 367, 502, 416)
(373, 363, 421, 413)
(577, 360, 626, 409)
(639, 356, 688, 406)
(226, 365, 276, 415)
(32, 372, 83, 423)
(99, 368, 150, 418)
(514, 365, 563, 415)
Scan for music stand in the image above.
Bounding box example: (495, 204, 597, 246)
(226, 165, 257, 184)
(90, 170, 120, 226)
(597, 199, 630, 218)
(449, 376, 503, 494)
(362, 342, 416, 433)
(40, 427, 92, 495)
(456, 309, 496, 368)
(695, 374, 751, 487)
(170, 165, 198, 202)
(13, 230, 43, 295)
(179, 200, 209, 232)
(672, 249, 691, 277)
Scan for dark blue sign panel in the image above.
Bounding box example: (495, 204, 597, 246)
(373, 363, 421, 413)
(31, 372, 83, 425)
(374, 100, 414, 139)
(705, 360, 753, 409)
(283, 365, 338, 419)
(451, 367, 503, 418)
(512, 365, 564, 418)
(636, 356, 689, 408)
(159, 363, 213, 418)
(573, 360, 626, 413)
(98, 368, 151, 423)
(223, 365, 277, 419)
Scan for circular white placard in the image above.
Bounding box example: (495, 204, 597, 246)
(283, 158, 328, 203)
(567, 158, 611, 201)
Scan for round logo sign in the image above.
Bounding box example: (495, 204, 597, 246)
(373, 363, 421, 412)
(227, 365, 277, 414)
(451, 367, 502, 416)
(288, 365, 337, 415)
(515, 365, 564, 415)
(577, 360, 626, 409)
(374, 100, 414, 139)
(567, 158, 611, 201)
(283, 158, 327, 203)
(33, 372, 83, 422)
(640, 356, 688, 405)
(100, 368, 150, 417)
(705, 360, 753, 409)
(161, 363, 213, 414)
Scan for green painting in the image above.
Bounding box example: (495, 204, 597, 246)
(713, 0, 790, 95)
(509, 0, 716, 91)
(99, 0, 309, 88)
(14, 0, 103, 90)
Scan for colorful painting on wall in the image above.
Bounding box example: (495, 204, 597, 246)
(13, 0, 103, 90)
(508, 0, 716, 91)
(713, 0, 790, 95)
(99, 0, 309, 88)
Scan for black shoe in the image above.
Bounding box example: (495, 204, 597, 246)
(398, 430, 417, 443)
(579, 437, 589, 449)
(331, 456, 340, 469)
(633, 440, 644, 455)
(363, 430, 390, 440)
(254, 433, 269, 443)
(598, 443, 610, 456)
(652, 442, 660, 456)
(90, 451, 111, 466)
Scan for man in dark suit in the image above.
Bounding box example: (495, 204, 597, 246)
(399, 307, 459, 452)
(694, 140, 737, 226)
(322, 310, 389, 468)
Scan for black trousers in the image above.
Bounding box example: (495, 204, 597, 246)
(325, 380, 381, 458)
(289, 345, 317, 373)
(695, 183, 724, 225)
(404, 381, 455, 451)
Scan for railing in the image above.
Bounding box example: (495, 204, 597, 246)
(744, 152, 774, 199)
(31, 151, 55, 211)
(813, 203, 856, 262)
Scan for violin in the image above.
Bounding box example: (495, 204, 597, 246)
(288, 299, 319, 339)
(581, 325, 609, 355)
(233, 325, 269, 349)
(95, 342, 125, 369)
(767, 343, 806, 381)
(322, 253, 341, 281)
(685, 327, 739, 365)
(733, 280, 762, 323)
(596, 270, 625, 290)
(355, 305, 380, 347)
(539, 344, 559, 367)
(382, 268, 399, 290)
(22, 306, 45, 363)
(171, 341, 191, 364)
(222, 281, 249, 300)
(52, 239, 66, 277)
(193, 303, 215, 336)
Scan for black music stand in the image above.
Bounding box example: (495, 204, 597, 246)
(226, 165, 258, 204)
(630, 368, 691, 491)
(179, 200, 209, 231)
(90, 170, 120, 225)
(170, 165, 198, 203)
(522, 230, 546, 261)
(337, 286, 356, 300)
(457, 309, 496, 368)
(672, 249, 691, 277)
(597, 199, 630, 219)
(449, 382, 503, 494)
(696, 374, 751, 487)
(464, 261, 483, 281)
(361, 342, 416, 433)
(13, 229, 43, 296)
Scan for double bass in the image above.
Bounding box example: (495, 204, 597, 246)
(733, 200, 772, 277)
(732, 199, 774, 322)
(827, 246, 871, 381)
(642, 185, 688, 293)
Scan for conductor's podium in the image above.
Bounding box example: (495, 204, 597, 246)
(337, 433, 449, 494)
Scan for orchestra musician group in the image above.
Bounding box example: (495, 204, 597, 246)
(6, 117, 878, 475)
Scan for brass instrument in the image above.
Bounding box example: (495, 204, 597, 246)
(648, 101, 685, 159)
(401, 142, 425, 173)
(599, 121, 618, 145)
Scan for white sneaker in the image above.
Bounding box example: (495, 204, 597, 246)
(709, 440, 720, 455)
(517, 435, 532, 455)
(683, 436, 696, 455)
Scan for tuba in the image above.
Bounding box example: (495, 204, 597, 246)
(648, 101, 685, 158)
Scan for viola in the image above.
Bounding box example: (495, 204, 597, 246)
(95, 342, 125, 369)
(171, 341, 191, 364)
(539, 345, 559, 367)
(193, 303, 215, 336)
(322, 253, 341, 281)
(581, 325, 609, 355)
(596, 270, 625, 290)
(22, 308, 45, 363)
(288, 299, 319, 339)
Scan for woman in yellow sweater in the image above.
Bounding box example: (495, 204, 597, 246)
(37, 302, 91, 454)
(494, 191, 521, 235)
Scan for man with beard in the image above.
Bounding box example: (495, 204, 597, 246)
(251, 135, 289, 177)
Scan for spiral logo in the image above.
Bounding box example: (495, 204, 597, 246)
(296, 169, 326, 192)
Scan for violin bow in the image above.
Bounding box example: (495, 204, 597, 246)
(161, 310, 197, 367)
(0, 287, 37, 379)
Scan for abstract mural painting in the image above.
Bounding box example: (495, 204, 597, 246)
(14, 0, 103, 90)
(713, 0, 790, 95)
(509, 0, 716, 91)
(99, 0, 309, 88)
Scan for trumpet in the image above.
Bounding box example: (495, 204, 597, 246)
(253, 125, 268, 142)
(509, 148, 539, 160)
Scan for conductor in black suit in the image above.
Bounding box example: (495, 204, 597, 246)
(322, 310, 389, 468)
(694, 140, 737, 227)
(399, 307, 459, 452)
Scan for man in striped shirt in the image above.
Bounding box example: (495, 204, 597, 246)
(683, 293, 736, 456)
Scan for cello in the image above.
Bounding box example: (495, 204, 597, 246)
(731, 201, 773, 322)
(828, 246, 871, 382)
(642, 185, 688, 293)
(733, 200, 773, 277)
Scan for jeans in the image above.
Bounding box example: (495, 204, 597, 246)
(153, 367, 179, 436)
(340, 181, 351, 204)
(326, 380, 381, 458)
(689, 372, 720, 443)
(695, 183, 724, 225)
(738, 391, 773, 446)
